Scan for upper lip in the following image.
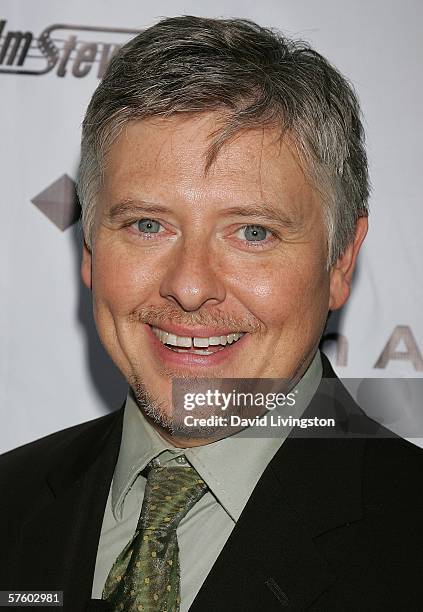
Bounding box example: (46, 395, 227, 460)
(147, 323, 244, 338)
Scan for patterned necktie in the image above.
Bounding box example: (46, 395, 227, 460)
(102, 464, 207, 611)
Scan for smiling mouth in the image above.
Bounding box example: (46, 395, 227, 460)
(150, 325, 245, 355)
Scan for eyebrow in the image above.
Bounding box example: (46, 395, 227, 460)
(106, 200, 172, 223)
(221, 204, 299, 230)
(106, 199, 300, 230)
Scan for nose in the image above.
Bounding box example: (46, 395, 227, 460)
(159, 238, 226, 312)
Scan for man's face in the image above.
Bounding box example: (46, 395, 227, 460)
(82, 113, 344, 439)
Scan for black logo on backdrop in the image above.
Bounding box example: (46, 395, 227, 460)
(0, 19, 139, 77)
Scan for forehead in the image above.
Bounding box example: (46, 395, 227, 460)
(101, 112, 317, 214)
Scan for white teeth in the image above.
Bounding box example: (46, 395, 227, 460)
(166, 333, 178, 346)
(152, 328, 169, 344)
(177, 336, 192, 348)
(208, 336, 221, 346)
(151, 326, 244, 348)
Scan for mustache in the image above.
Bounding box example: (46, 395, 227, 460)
(129, 304, 264, 334)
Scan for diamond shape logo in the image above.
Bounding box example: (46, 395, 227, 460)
(31, 174, 80, 230)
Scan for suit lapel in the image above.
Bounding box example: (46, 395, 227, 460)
(190, 462, 337, 611)
(191, 356, 365, 611)
(13, 408, 124, 612)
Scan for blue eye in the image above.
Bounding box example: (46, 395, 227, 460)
(243, 225, 268, 241)
(137, 219, 161, 233)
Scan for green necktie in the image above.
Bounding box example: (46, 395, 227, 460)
(102, 464, 208, 611)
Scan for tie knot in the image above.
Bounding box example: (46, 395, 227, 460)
(139, 465, 207, 532)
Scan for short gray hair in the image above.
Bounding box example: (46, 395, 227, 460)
(78, 15, 369, 265)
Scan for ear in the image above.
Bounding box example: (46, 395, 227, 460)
(329, 216, 368, 311)
(81, 241, 92, 290)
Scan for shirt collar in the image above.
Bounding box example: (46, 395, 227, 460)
(112, 392, 179, 520)
(112, 350, 322, 522)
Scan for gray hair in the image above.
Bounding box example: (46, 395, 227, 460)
(78, 15, 369, 265)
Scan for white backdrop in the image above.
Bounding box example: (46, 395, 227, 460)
(1, 0, 422, 454)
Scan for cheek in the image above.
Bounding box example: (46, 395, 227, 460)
(91, 243, 161, 315)
(230, 252, 330, 329)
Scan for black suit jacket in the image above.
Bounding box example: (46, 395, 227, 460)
(1, 355, 423, 611)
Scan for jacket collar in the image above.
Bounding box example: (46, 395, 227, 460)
(46, 406, 125, 499)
